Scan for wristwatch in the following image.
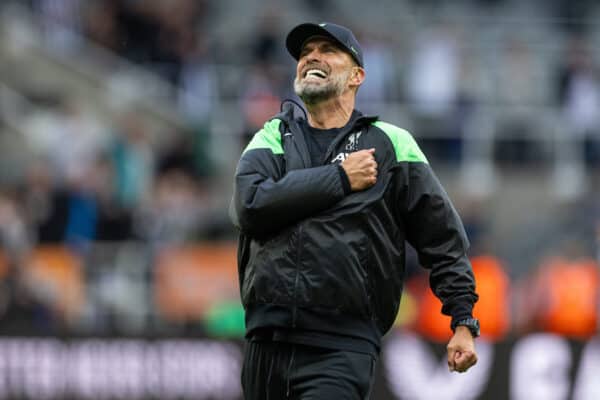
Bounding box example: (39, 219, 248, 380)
(452, 318, 480, 338)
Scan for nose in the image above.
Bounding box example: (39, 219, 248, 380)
(302, 47, 321, 62)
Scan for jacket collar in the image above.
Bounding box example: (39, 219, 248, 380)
(272, 102, 378, 130)
(345, 110, 379, 129)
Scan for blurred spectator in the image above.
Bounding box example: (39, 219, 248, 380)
(135, 168, 209, 245)
(471, 255, 511, 341)
(112, 0, 159, 63)
(517, 242, 600, 339)
(157, 130, 199, 178)
(91, 154, 134, 242)
(21, 159, 70, 243)
(33, 0, 83, 52)
(405, 23, 471, 162)
(61, 164, 100, 248)
(178, 33, 219, 124)
(149, 1, 189, 85)
(407, 25, 461, 118)
(250, 11, 286, 66)
(110, 111, 155, 208)
(84, 0, 211, 88)
(355, 30, 399, 113)
(0, 189, 31, 261)
(454, 197, 490, 254)
(23, 95, 108, 184)
(22, 154, 133, 247)
(496, 38, 541, 108)
(148, 0, 208, 85)
(239, 64, 284, 148)
(494, 37, 547, 164)
(409, 254, 510, 343)
(55, 100, 108, 183)
(555, 36, 600, 166)
(84, 0, 121, 53)
(236, 13, 291, 148)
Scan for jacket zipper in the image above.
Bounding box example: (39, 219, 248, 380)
(287, 121, 311, 169)
(292, 224, 303, 327)
(364, 240, 376, 321)
(321, 123, 358, 164)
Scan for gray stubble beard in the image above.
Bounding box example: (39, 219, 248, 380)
(294, 69, 351, 105)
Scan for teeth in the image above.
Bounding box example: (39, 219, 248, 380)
(306, 69, 327, 78)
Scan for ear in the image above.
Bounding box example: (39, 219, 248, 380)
(350, 67, 365, 88)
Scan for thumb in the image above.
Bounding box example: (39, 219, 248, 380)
(447, 348, 457, 372)
(454, 350, 467, 365)
(367, 148, 376, 154)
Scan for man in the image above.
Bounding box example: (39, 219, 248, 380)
(230, 22, 479, 399)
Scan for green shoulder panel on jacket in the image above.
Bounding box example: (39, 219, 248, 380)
(243, 119, 284, 155)
(372, 121, 428, 164)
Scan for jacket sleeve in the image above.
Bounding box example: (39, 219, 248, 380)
(230, 123, 346, 238)
(402, 162, 479, 327)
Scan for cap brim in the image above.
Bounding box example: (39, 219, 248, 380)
(286, 23, 343, 61)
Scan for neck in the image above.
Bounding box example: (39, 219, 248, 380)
(305, 91, 355, 129)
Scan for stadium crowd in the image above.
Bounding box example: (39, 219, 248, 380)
(0, 0, 598, 339)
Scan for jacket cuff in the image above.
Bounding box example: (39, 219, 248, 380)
(337, 164, 352, 195)
(447, 302, 474, 329)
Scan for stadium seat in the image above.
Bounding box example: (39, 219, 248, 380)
(24, 246, 86, 322)
(154, 243, 239, 323)
(531, 257, 599, 339)
(413, 255, 511, 342)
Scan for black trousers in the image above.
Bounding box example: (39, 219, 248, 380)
(241, 340, 376, 400)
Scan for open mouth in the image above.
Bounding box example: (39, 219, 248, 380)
(304, 68, 328, 79)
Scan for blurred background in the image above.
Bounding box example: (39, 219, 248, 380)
(0, 0, 599, 399)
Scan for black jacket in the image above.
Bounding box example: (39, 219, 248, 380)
(230, 107, 478, 348)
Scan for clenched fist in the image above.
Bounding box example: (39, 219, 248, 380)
(341, 148, 378, 191)
(447, 326, 478, 373)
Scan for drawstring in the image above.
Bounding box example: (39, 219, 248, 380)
(285, 344, 297, 398)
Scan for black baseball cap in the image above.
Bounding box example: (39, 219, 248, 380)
(286, 22, 364, 67)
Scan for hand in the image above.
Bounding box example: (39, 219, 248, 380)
(447, 326, 478, 373)
(341, 148, 378, 191)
